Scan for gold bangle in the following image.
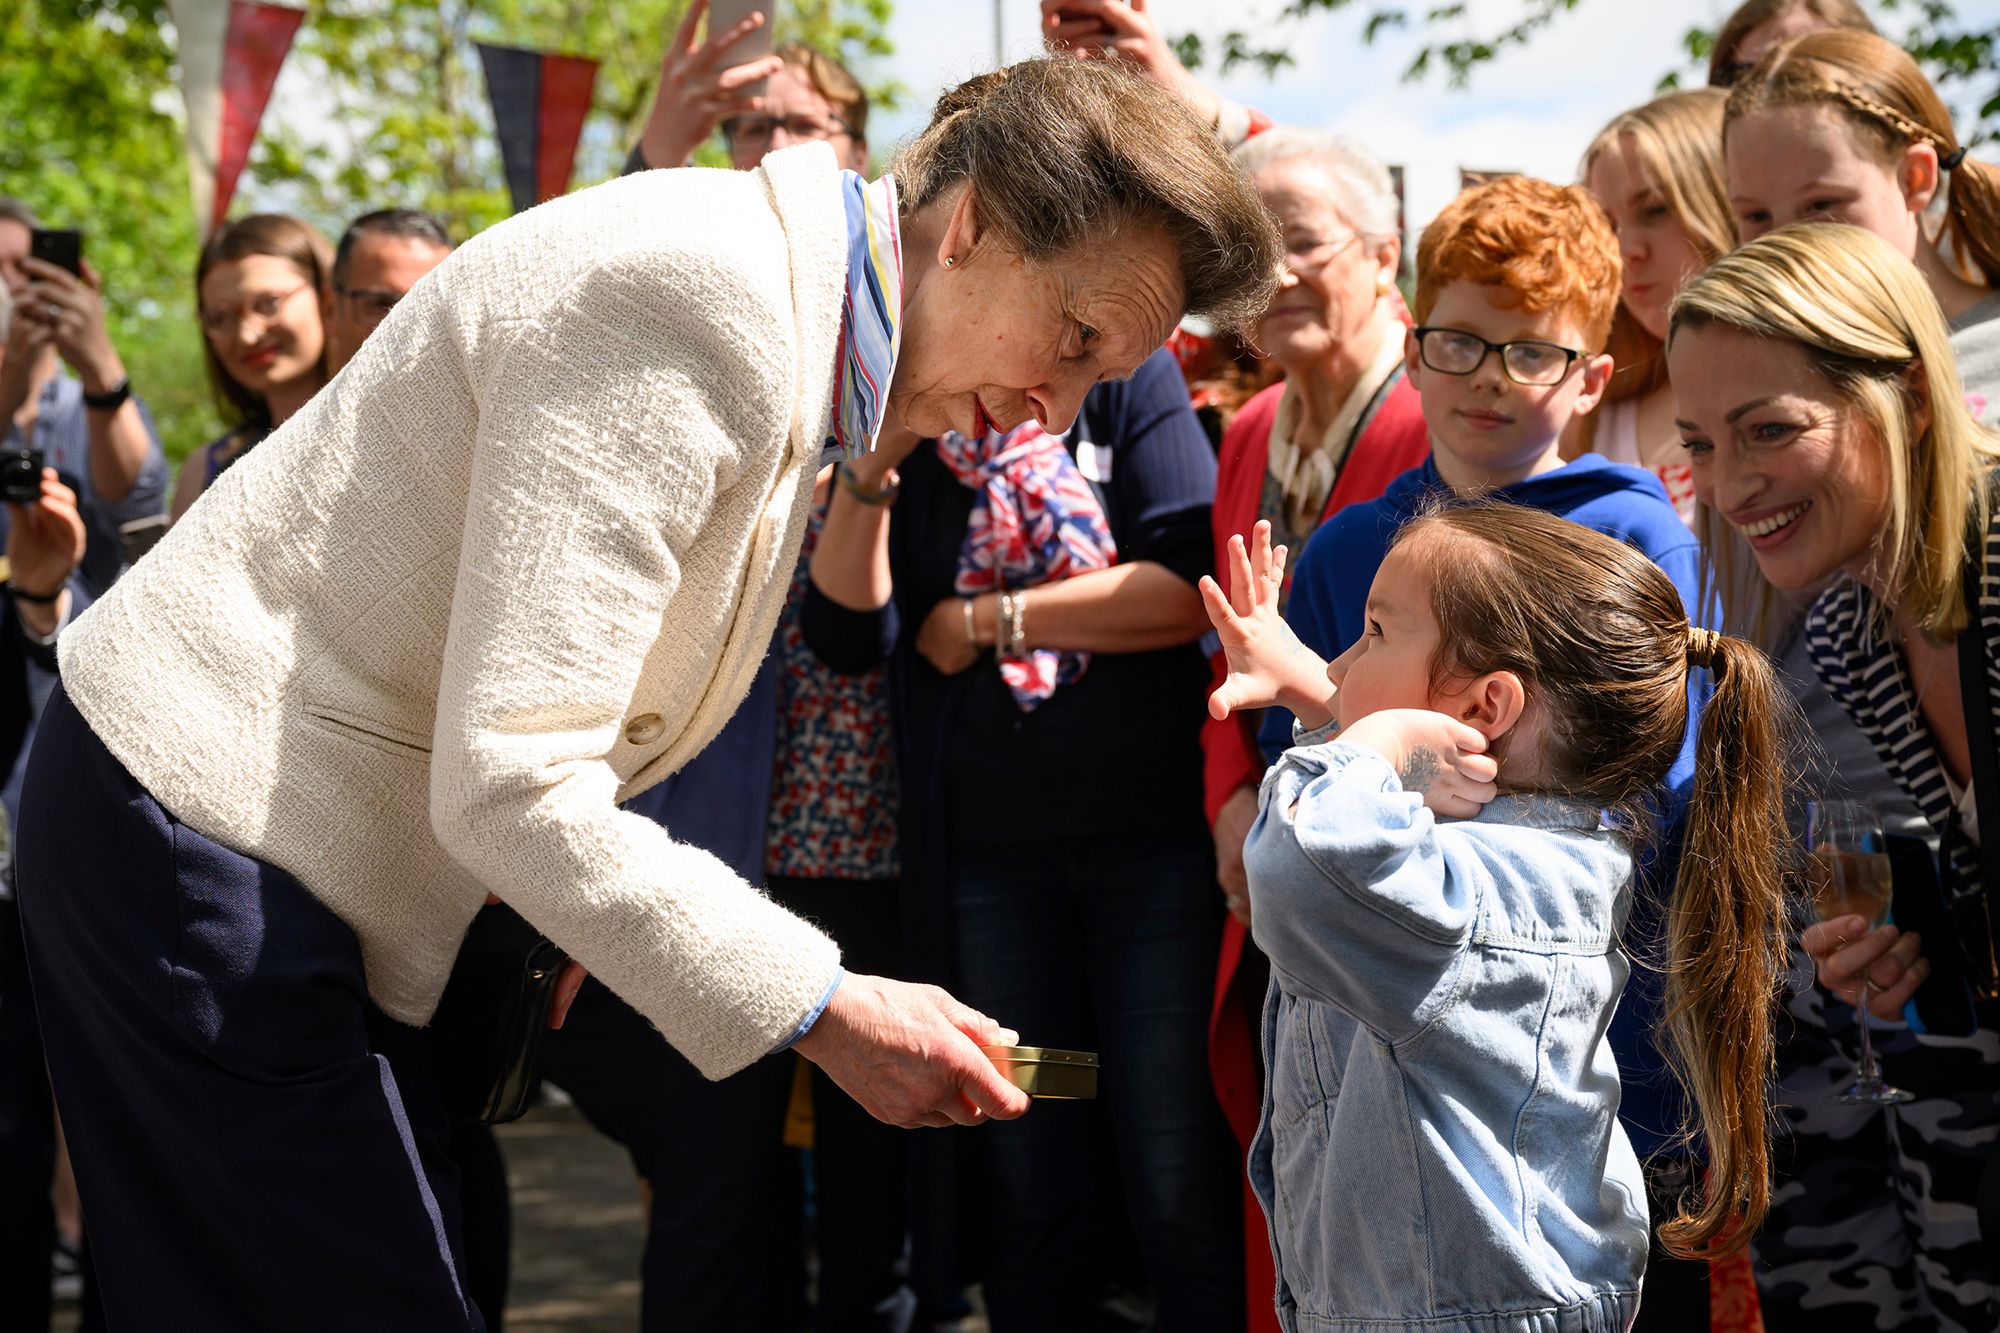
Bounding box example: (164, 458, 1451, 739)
(962, 596, 977, 646)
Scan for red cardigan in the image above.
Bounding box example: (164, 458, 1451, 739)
(1201, 375, 1429, 824)
(1202, 372, 1429, 1333)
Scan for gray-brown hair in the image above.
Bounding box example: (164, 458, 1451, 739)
(0, 282, 11, 345)
(893, 58, 1281, 335)
(0, 197, 39, 233)
(1233, 128, 1399, 241)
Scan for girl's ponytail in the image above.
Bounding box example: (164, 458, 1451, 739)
(1945, 155, 2000, 291)
(1659, 631, 1792, 1258)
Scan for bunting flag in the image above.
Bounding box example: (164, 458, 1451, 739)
(165, 0, 307, 237)
(474, 43, 600, 216)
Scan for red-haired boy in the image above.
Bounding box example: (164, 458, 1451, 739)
(1252, 174, 1717, 1321)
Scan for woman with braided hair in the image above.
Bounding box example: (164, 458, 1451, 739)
(1725, 28, 2000, 410)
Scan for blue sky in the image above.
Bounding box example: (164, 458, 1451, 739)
(866, 0, 2000, 236)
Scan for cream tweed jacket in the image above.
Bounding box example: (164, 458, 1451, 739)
(58, 144, 854, 1079)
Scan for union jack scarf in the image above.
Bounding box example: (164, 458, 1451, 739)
(935, 422, 1117, 710)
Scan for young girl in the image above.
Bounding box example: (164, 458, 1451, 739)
(1724, 29, 2000, 408)
(1574, 89, 1733, 523)
(1201, 509, 1789, 1330)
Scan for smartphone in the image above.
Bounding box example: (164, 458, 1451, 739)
(707, 0, 775, 101)
(29, 228, 82, 279)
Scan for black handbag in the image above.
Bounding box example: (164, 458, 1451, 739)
(429, 903, 569, 1124)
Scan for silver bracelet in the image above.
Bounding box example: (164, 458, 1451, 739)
(961, 596, 977, 646)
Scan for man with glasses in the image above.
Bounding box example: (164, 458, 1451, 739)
(324, 209, 453, 376)
(630, 4, 868, 175)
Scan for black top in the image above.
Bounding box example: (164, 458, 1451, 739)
(802, 348, 1216, 870)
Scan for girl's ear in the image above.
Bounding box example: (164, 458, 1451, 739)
(1900, 140, 1942, 217)
(1457, 669, 1527, 743)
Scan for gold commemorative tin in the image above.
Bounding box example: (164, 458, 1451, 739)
(981, 1045, 1099, 1100)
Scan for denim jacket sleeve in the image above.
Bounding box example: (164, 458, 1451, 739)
(1244, 737, 1479, 1041)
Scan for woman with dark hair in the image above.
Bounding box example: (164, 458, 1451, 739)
(171, 213, 332, 520)
(17, 55, 1280, 1329)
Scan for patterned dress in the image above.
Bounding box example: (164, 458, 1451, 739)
(765, 501, 899, 882)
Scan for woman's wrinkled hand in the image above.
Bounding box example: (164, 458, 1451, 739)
(793, 973, 1031, 1128)
(917, 595, 981, 676)
(1338, 709, 1499, 821)
(1199, 520, 1330, 725)
(1802, 916, 1929, 1021)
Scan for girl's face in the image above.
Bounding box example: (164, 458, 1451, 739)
(1727, 104, 1935, 258)
(199, 253, 326, 396)
(1586, 135, 1708, 343)
(1672, 322, 1892, 593)
(1252, 158, 1398, 376)
(1326, 540, 1456, 733)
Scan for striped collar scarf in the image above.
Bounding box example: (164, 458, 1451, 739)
(935, 422, 1118, 711)
(1806, 510, 2000, 899)
(829, 170, 904, 461)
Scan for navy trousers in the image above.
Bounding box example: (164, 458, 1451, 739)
(17, 686, 482, 1331)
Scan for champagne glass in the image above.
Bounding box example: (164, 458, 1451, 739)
(1806, 800, 1912, 1106)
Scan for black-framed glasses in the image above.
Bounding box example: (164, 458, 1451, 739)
(1412, 326, 1583, 387)
(335, 284, 401, 326)
(723, 112, 855, 149)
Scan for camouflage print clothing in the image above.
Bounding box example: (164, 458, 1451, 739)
(1754, 946, 2000, 1331)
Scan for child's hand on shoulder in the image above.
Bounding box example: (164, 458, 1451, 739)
(1339, 709, 1499, 820)
(1200, 520, 1336, 726)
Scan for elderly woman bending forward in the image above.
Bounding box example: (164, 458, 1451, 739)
(14, 57, 1279, 1329)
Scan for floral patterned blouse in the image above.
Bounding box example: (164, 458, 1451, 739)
(765, 501, 901, 880)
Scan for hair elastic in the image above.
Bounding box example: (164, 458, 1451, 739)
(1942, 145, 1969, 172)
(1686, 625, 1722, 671)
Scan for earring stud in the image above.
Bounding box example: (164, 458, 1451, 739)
(943, 255, 957, 268)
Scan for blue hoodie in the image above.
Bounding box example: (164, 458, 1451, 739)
(1261, 453, 1713, 1159)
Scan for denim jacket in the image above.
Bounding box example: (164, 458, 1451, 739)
(1244, 731, 1646, 1333)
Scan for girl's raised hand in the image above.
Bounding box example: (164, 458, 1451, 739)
(1338, 708, 1499, 820)
(1199, 521, 1335, 726)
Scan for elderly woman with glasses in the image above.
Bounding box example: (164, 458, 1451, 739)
(16, 54, 1281, 1329)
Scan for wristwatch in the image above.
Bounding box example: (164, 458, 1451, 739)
(82, 377, 131, 412)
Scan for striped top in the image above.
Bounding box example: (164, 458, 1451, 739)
(1806, 499, 2000, 894)
(829, 170, 903, 460)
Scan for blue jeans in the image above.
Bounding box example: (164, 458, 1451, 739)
(950, 834, 1243, 1333)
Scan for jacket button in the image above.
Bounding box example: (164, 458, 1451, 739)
(624, 713, 665, 746)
